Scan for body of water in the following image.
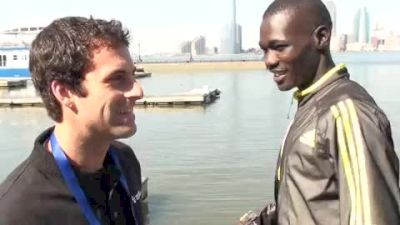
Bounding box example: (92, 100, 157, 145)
(0, 53, 399, 225)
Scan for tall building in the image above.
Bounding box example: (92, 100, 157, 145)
(191, 36, 206, 55)
(236, 24, 242, 53)
(220, 0, 242, 54)
(220, 24, 242, 54)
(232, 0, 236, 50)
(352, 7, 370, 43)
(339, 34, 348, 51)
(220, 25, 230, 54)
(180, 37, 207, 55)
(180, 41, 192, 54)
(324, 0, 336, 37)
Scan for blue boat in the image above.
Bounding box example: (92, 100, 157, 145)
(0, 46, 30, 79)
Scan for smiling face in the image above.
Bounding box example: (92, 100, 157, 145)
(259, 9, 321, 91)
(71, 45, 143, 141)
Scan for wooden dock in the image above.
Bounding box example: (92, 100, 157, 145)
(0, 88, 221, 107)
(134, 71, 152, 79)
(0, 79, 27, 88)
(137, 88, 220, 106)
(0, 97, 43, 106)
(134, 66, 152, 79)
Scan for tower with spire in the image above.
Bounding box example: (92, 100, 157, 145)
(220, 0, 242, 54)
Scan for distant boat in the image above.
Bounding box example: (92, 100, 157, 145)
(0, 26, 41, 79)
(0, 46, 153, 80)
(0, 46, 30, 79)
(2, 26, 152, 80)
(134, 66, 152, 78)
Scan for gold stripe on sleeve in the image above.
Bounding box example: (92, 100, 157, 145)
(345, 99, 371, 224)
(331, 105, 356, 225)
(338, 101, 363, 225)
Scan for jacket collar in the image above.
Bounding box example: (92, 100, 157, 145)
(293, 63, 348, 104)
(31, 127, 122, 185)
(30, 127, 63, 179)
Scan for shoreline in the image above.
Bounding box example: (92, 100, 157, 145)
(137, 61, 265, 73)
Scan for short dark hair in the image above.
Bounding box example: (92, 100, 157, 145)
(263, 0, 332, 31)
(29, 16, 130, 122)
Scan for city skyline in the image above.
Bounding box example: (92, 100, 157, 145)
(0, 0, 399, 54)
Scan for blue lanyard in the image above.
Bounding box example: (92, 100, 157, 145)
(50, 133, 139, 225)
(109, 148, 141, 225)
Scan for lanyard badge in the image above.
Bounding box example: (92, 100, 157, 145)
(50, 133, 140, 225)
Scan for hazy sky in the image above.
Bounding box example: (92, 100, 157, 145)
(0, 0, 399, 54)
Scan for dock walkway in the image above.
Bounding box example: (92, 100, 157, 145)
(0, 88, 221, 107)
(0, 79, 27, 88)
(138, 88, 220, 106)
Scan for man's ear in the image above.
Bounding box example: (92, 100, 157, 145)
(313, 25, 331, 50)
(50, 80, 75, 110)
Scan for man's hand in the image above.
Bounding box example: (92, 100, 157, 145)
(238, 210, 258, 225)
(238, 203, 276, 225)
(257, 203, 276, 225)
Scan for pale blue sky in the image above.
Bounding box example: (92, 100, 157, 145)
(1, 0, 399, 54)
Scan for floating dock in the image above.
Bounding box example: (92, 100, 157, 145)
(134, 71, 152, 79)
(0, 96, 42, 106)
(134, 66, 152, 79)
(138, 88, 220, 106)
(0, 88, 221, 107)
(0, 79, 27, 88)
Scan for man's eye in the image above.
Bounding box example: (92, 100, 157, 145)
(112, 74, 125, 81)
(274, 45, 287, 51)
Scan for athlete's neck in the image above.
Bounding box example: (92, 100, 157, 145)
(50, 124, 110, 173)
(313, 54, 336, 83)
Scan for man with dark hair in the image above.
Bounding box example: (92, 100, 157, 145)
(0, 16, 144, 225)
(240, 0, 400, 224)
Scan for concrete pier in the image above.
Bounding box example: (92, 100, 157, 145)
(0, 88, 221, 107)
(138, 88, 220, 106)
(0, 79, 27, 88)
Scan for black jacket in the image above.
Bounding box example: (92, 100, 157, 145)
(0, 127, 143, 225)
(258, 64, 400, 225)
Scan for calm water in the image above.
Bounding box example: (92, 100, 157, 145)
(0, 53, 400, 225)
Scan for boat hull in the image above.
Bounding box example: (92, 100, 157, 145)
(0, 68, 30, 78)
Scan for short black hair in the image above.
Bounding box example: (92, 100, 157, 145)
(263, 0, 332, 31)
(30, 16, 130, 122)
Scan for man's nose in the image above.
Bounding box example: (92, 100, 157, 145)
(124, 80, 144, 101)
(264, 50, 278, 69)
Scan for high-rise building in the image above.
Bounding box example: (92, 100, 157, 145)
(180, 41, 192, 54)
(220, 24, 242, 54)
(180, 37, 207, 55)
(220, 0, 242, 54)
(324, 0, 336, 37)
(339, 34, 348, 51)
(235, 24, 242, 53)
(191, 36, 206, 55)
(352, 7, 370, 43)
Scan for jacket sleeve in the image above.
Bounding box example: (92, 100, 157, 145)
(330, 98, 400, 225)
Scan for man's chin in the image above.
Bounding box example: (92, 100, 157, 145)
(111, 126, 137, 139)
(277, 84, 294, 92)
